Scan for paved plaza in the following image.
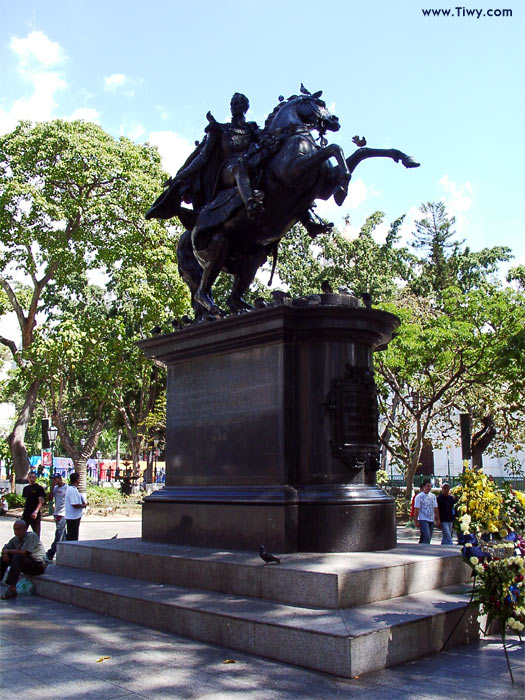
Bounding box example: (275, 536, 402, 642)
(1, 515, 524, 699)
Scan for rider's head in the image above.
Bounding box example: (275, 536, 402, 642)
(230, 93, 249, 119)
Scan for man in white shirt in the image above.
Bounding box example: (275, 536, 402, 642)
(46, 473, 68, 561)
(65, 473, 87, 541)
(414, 479, 441, 544)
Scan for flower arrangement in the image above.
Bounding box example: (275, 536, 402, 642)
(452, 468, 525, 682)
(453, 468, 503, 536)
(500, 483, 525, 535)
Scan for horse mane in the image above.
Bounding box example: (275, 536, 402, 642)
(264, 95, 301, 129)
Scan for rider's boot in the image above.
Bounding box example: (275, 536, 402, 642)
(246, 190, 265, 219)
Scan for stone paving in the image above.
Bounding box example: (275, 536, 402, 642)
(0, 593, 523, 700)
(1, 516, 524, 699)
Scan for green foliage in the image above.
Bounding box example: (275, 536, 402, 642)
(5, 493, 24, 508)
(0, 119, 188, 477)
(86, 485, 129, 508)
(376, 469, 388, 486)
(275, 212, 416, 302)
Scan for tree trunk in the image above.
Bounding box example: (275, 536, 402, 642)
(115, 429, 121, 474)
(73, 458, 89, 493)
(7, 379, 40, 480)
(471, 415, 496, 469)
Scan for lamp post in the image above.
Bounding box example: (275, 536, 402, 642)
(96, 450, 102, 485)
(153, 439, 159, 483)
(48, 425, 58, 476)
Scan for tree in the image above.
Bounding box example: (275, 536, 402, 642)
(275, 211, 416, 302)
(376, 284, 525, 495)
(0, 119, 175, 479)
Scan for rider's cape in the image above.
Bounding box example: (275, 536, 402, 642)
(145, 121, 228, 224)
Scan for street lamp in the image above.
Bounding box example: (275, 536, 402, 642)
(48, 425, 58, 476)
(153, 439, 159, 483)
(96, 450, 102, 484)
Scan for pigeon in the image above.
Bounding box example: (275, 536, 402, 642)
(321, 280, 333, 294)
(270, 290, 291, 305)
(259, 545, 281, 564)
(352, 135, 367, 148)
(362, 293, 373, 309)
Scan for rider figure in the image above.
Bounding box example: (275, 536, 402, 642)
(171, 93, 264, 219)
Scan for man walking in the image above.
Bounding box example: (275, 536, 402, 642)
(46, 473, 68, 561)
(65, 473, 87, 541)
(22, 471, 46, 537)
(414, 479, 441, 544)
(1, 520, 47, 599)
(437, 482, 455, 545)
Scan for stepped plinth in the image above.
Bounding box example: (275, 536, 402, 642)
(34, 539, 478, 678)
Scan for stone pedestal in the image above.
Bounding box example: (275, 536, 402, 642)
(139, 298, 399, 552)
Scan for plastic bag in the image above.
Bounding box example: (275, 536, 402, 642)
(16, 577, 35, 596)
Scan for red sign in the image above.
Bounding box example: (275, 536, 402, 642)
(42, 451, 52, 466)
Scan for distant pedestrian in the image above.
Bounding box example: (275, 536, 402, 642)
(437, 483, 455, 545)
(1, 519, 47, 599)
(22, 471, 46, 537)
(46, 473, 68, 561)
(65, 473, 87, 541)
(414, 480, 441, 544)
(410, 485, 424, 542)
(0, 492, 8, 516)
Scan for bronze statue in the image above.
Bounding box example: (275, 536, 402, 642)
(146, 86, 419, 318)
(155, 93, 264, 219)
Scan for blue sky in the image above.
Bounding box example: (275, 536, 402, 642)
(1, 0, 523, 264)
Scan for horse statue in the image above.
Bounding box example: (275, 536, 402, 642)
(146, 88, 419, 318)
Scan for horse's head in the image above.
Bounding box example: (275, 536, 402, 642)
(265, 90, 340, 135)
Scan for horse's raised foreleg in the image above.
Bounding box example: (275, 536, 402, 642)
(284, 143, 351, 206)
(346, 148, 420, 175)
(286, 144, 350, 183)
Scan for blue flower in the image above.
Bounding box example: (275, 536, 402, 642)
(462, 545, 489, 560)
(458, 533, 478, 545)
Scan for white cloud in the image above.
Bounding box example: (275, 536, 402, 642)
(0, 31, 67, 134)
(104, 73, 127, 91)
(439, 175, 473, 234)
(123, 123, 146, 141)
(0, 71, 67, 134)
(10, 31, 65, 69)
(147, 130, 194, 175)
(66, 107, 100, 123)
(397, 205, 423, 245)
(346, 178, 368, 209)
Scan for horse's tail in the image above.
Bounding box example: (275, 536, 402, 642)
(177, 230, 203, 316)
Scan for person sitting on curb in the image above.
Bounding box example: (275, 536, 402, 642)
(1, 519, 47, 600)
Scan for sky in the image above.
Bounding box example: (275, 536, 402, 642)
(1, 0, 523, 260)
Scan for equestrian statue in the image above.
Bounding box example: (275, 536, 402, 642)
(146, 86, 419, 319)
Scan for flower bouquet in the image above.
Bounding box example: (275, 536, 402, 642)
(452, 468, 525, 682)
